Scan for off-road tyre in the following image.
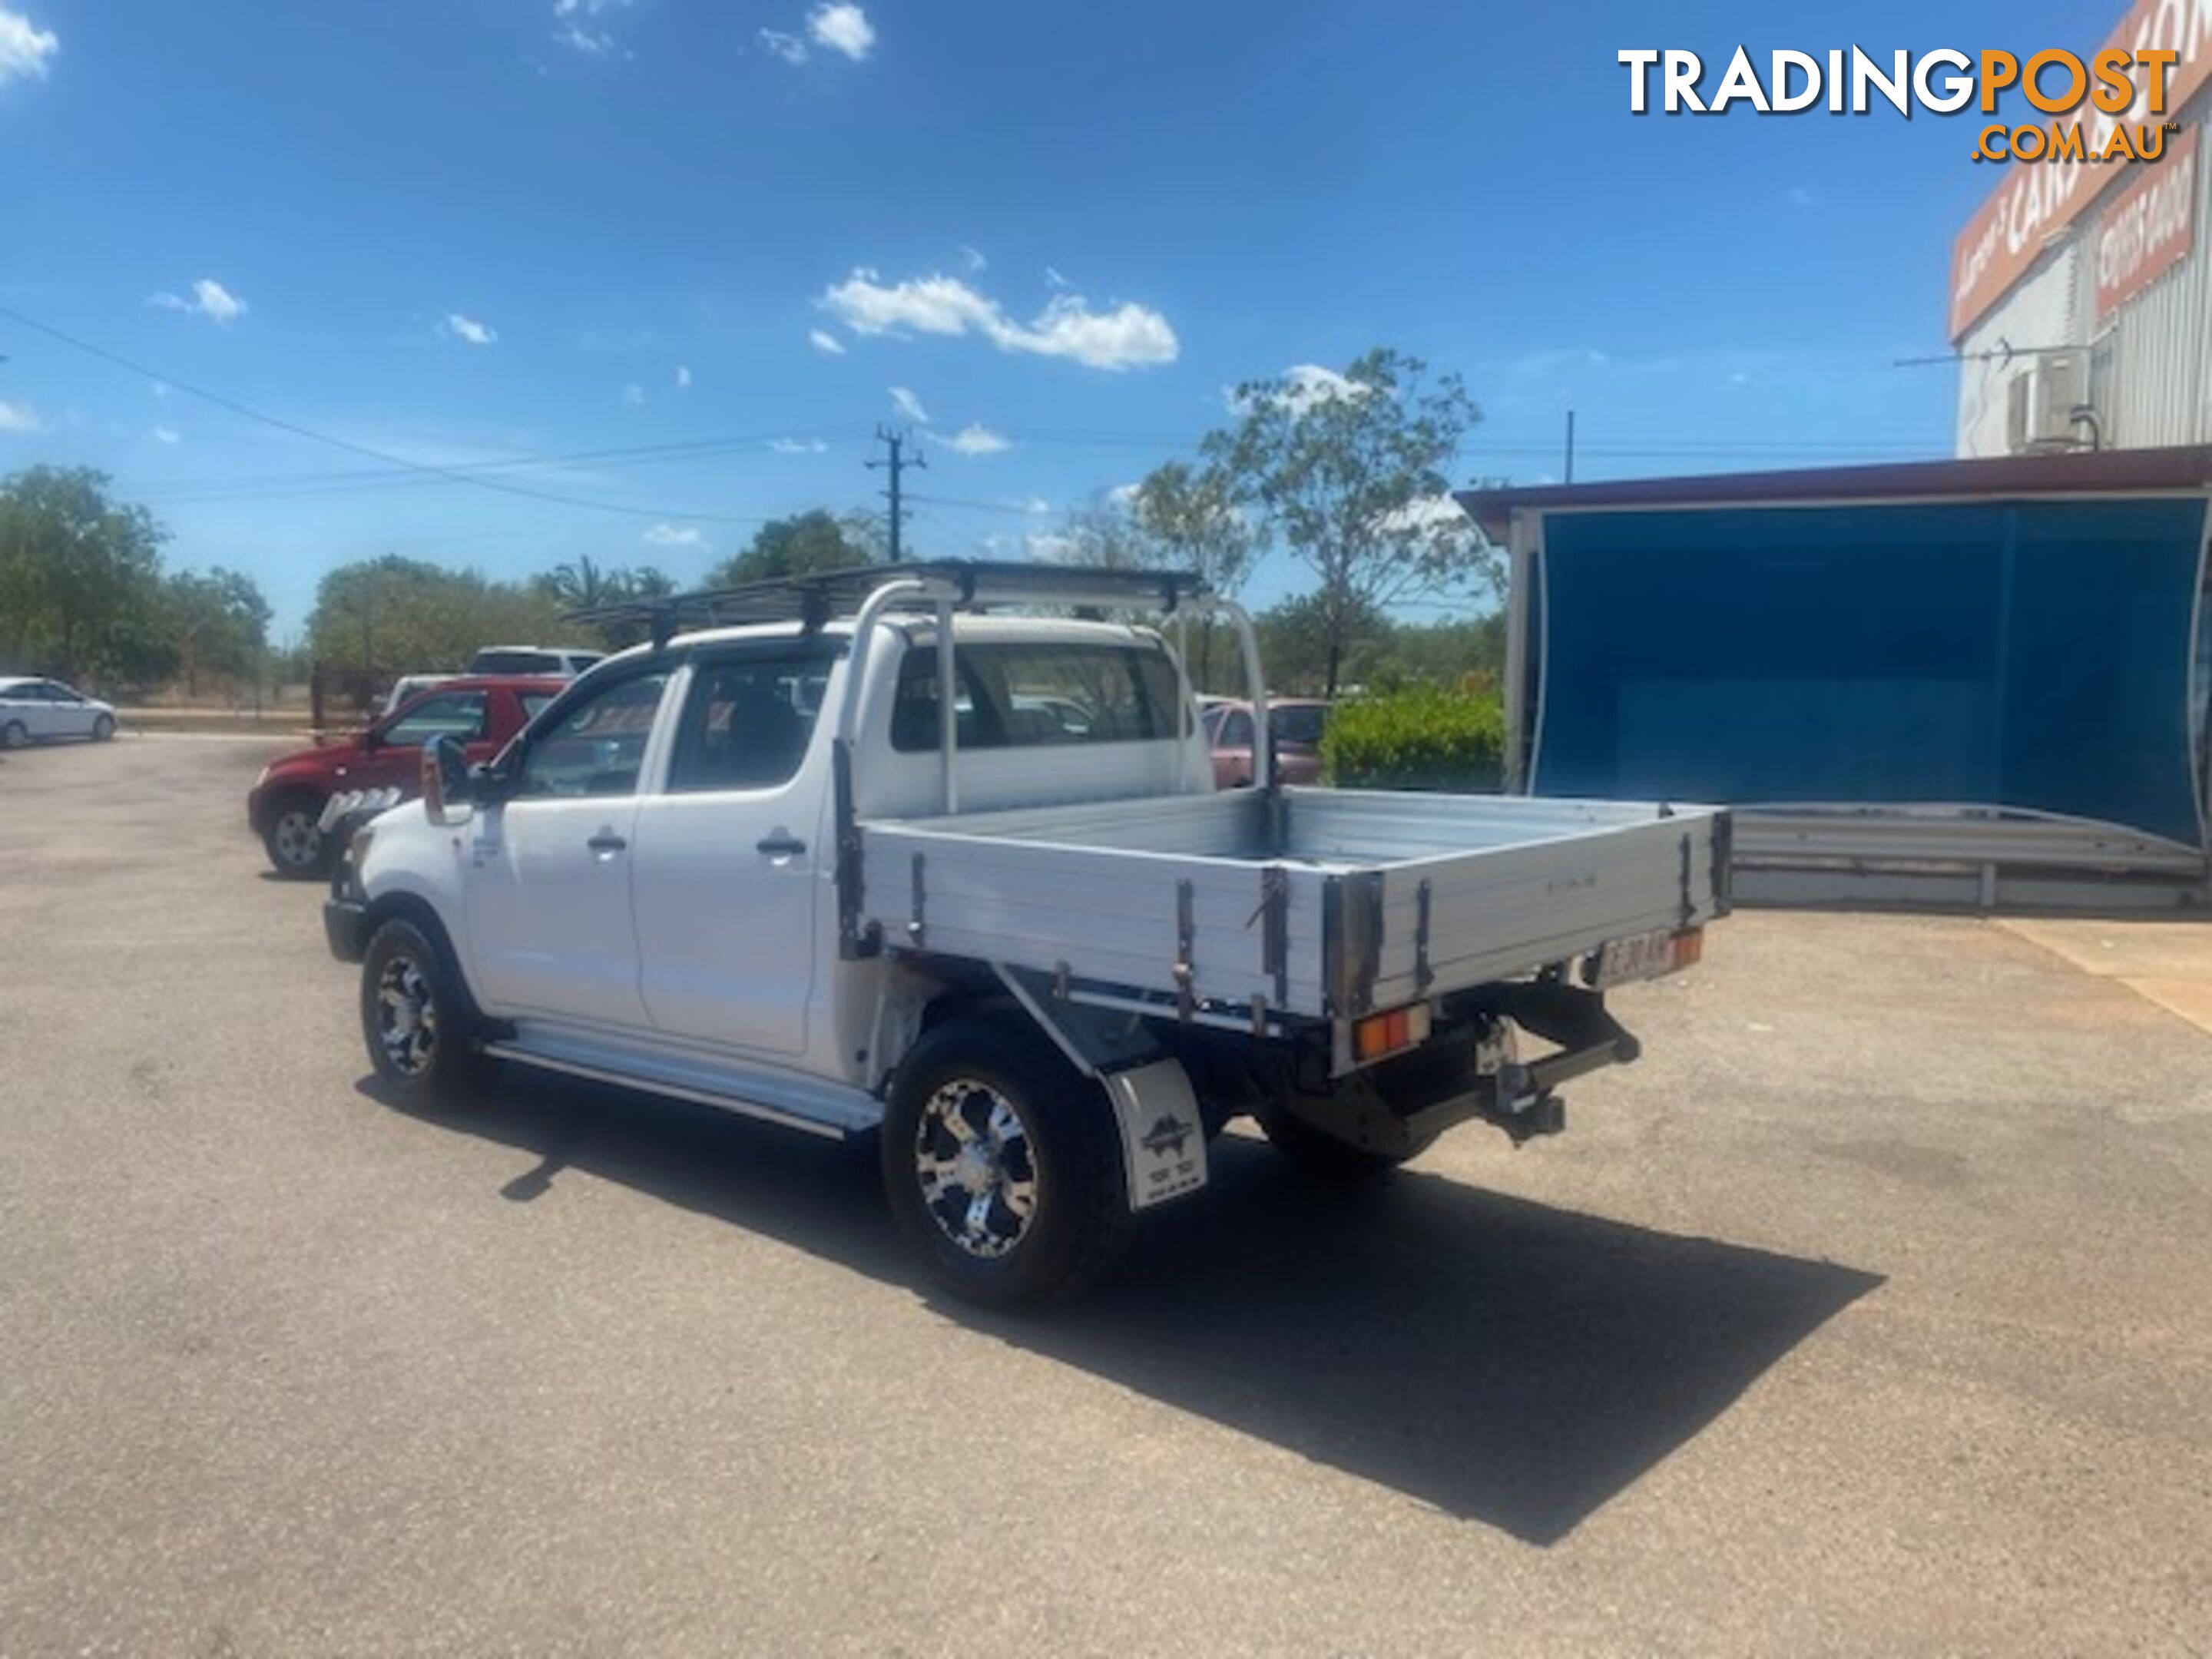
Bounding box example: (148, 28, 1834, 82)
(881, 1020, 1133, 1310)
(359, 916, 487, 1108)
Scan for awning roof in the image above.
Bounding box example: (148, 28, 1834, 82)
(1455, 444, 2212, 541)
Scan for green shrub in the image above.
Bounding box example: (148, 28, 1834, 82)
(1323, 687, 1505, 793)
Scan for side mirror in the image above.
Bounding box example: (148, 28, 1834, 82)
(421, 735, 473, 826)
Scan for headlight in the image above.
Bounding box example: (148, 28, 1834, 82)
(253, 765, 271, 789)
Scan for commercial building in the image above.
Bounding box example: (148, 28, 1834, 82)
(1952, 2, 2212, 457)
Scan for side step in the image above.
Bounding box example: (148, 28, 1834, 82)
(482, 1026, 882, 1141)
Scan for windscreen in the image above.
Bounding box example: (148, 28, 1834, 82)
(1531, 498, 2209, 848)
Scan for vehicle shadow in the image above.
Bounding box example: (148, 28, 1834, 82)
(363, 1070, 1882, 1545)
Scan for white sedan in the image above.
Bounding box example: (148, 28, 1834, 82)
(0, 677, 119, 747)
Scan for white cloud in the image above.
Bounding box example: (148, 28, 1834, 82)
(960, 244, 988, 274)
(1025, 531, 1077, 561)
(808, 3, 874, 60)
(621, 382, 647, 406)
(943, 424, 1009, 456)
(889, 386, 929, 424)
(151, 426, 181, 445)
(150, 278, 247, 326)
(0, 399, 42, 433)
(1224, 363, 1373, 416)
(771, 437, 829, 454)
(674, 363, 693, 390)
(1023, 497, 1052, 516)
(759, 28, 807, 63)
(1277, 363, 1367, 410)
(552, 0, 631, 56)
(644, 523, 705, 548)
(445, 312, 497, 346)
(818, 268, 1178, 371)
(1376, 494, 1471, 536)
(808, 327, 846, 356)
(1107, 481, 1141, 506)
(1043, 266, 1070, 290)
(0, 8, 58, 84)
(1785, 184, 1816, 210)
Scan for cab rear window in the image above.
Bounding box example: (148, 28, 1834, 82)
(892, 641, 1183, 752)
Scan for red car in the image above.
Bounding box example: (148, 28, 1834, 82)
(247, 675, 566, 877)
(1202, 697, 1331, 790)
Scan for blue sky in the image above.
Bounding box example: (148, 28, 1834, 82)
(0, 0, 2101, 636)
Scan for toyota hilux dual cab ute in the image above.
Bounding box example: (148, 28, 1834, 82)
(324, 562, 1728, 1307)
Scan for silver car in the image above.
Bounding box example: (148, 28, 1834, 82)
(0, 677, 119, 747)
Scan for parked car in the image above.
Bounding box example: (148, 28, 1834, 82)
(0, 677, 118, 747)
(467, 645, 604, 677)
(247, 675, 565, 878)
(1203, 697, 1330, 788)
(325, 564, 1727, 1307)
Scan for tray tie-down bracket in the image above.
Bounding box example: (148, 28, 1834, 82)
(1241, 864, 1292, 1028)
(1173, 879, 1197, 1021)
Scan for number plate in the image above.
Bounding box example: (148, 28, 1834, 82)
(1591, 927, 1700, 989)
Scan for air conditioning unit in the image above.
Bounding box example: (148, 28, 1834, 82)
(2006, 353, 2094, 452)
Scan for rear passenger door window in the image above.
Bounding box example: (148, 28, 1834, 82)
(668, 650, 833, 793)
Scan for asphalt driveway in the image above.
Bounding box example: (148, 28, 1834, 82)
(2, 735, 2208, 1656)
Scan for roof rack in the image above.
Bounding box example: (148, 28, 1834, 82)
(567, 559, 1213, 650)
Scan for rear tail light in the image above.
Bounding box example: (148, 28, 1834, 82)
(1354, 1002, 1433, 1063)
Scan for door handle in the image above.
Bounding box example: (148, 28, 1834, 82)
(756, 833, 807, 857)
(587, 831, 628, 854)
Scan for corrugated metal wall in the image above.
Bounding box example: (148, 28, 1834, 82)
(2091, 118, 2212, 449)
(1955, 247, 2080, 458)
(1956, 101, 2212, 456)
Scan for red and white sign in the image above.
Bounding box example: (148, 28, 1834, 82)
(1949, 0, 2212, 339)
(2096, 131, 2197, 314)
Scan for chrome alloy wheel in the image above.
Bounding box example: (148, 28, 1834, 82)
(912, 1078, 1040, 1260)
(373, 949, 439, 1078)
(271, 808, 323, 872)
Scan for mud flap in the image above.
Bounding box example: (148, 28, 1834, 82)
(1104, 1060, 1207, 1212)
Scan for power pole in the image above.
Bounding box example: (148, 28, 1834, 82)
(1565, 409, 1577, 485)
(867, 426, 926, 561)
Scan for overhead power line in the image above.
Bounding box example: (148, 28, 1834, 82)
(0, 302, 775, 525)
(131, 426, 873, 506)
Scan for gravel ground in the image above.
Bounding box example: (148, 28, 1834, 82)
(2, 735, 2209, 1657)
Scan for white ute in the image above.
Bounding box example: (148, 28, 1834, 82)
(325, 562, 1730, 1306)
